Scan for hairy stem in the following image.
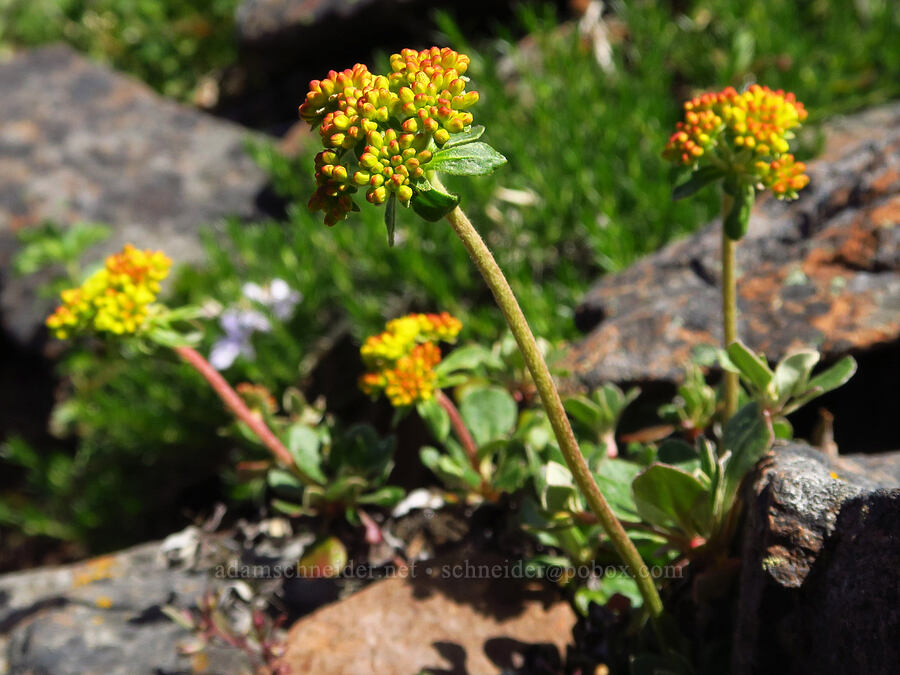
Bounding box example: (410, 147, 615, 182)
(174, 345, 294, 468)
(432, 175, 665, 632)
(721, 192, 739, 420)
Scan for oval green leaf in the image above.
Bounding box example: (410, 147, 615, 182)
(430, 142, 508, 176)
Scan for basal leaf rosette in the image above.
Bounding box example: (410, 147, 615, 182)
(359, 312, 462, 407)
(664, 85, 810, 238)
(46, 245, 172, 339)
(298, 47, 506, 241)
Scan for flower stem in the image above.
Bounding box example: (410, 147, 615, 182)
(436, 390, 479, 472)
(432, 176, 665, 634)
(173, 345, 294, 468)
(435, 389, 498, 500)
(721, 192, 739, 420)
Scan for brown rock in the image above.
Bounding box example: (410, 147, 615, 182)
(565, 102, 900, 388)
(279, 559, 575, 674)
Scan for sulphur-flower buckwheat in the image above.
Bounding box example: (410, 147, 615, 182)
(46, 245, 171, 339)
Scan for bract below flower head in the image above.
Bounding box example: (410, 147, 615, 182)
(46, 245, 171, 339)
(663, 84, 810, 200)
(359, 312, 462, 407)
(299, 47, 480, 226)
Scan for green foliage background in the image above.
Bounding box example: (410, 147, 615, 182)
(0, 0, 238, 99)
(2, 0, 898, 554)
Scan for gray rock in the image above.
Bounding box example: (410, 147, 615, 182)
(565, 102, 900, 388)
(235, 0, 552, 47)
(0, 537, 250, 674)
(0, 519, 326, 674)
(236, 0, 381, 45)
(734, 443, 900, 674)
(0, 45, 271, 345)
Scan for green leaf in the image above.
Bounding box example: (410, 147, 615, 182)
(773, 350, 820, 404)
(384, 193, 397, 246)
(443, 125, 486, 148)
(434, 344, 501, 376)
(286, 424, 326, 484)
(416, 398, 451, 443)
(632, 463, 710, 536)
(420, 446, 478, 491)
(721, 402, 773, 504)
(723, 183, 755, 240)
(564, 395, 602, 428)
(323, 475, 367, 502)
(429, 142, 508, 176)
(594, 459, 642, 520)
(672, 166, 725, 200)
(411, 183, 459, 221)
(539, 461, 580, 512)
(270, 498, 311, 517)
(267, 468, 305, 499)
(807, 355, 857, 391)
(357, 485, 405, 506)
(783, 355, 856, 414)
(574, 579, 642, 616)
(446, 454, 482, 490)
(441, 436, 472, 470)
(328, 424, 395, 480)
(493, 443, 530, 494)
(772, 417, 793, 440)
(697, 437, 718, 484)
(726, 341, 773, 393)
(145, 326, 198, 348)
(657, 439, 700, 474)
(476, 438, 508, 462)
(459, 387, 518, 446)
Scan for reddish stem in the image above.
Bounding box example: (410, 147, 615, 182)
(174, 345, 294, 468)
(435, 389, 479, 472)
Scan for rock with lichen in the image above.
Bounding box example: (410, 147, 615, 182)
(565, 101, 900, 388)
(733, 443, 900, 674)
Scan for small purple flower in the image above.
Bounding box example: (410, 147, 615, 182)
(209, 309, 271, 370)
(242, 279, 301, 321)
(208, 279, 301, 370)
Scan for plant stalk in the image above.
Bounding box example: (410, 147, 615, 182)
(721, 192, 739, 420)
(436, 390, 480, 472)
(174, 345, 294, 468)
(432, 175, 665, 632)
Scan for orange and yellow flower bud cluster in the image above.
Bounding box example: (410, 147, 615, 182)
(359, 312, 462, 407)
(45, 245, 171, 339)
(298, 47, 479, 226)
(663, 85, 810, 199)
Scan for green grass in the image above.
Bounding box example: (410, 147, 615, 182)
(0, 0, 239, 100)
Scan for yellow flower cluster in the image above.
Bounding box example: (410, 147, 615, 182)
(359, 312, 462, 407)
(45, 245, 171, 339)
(298, 47, 478, 226)
(663, 85, 810, 199)
(361, 342, 443, 407)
